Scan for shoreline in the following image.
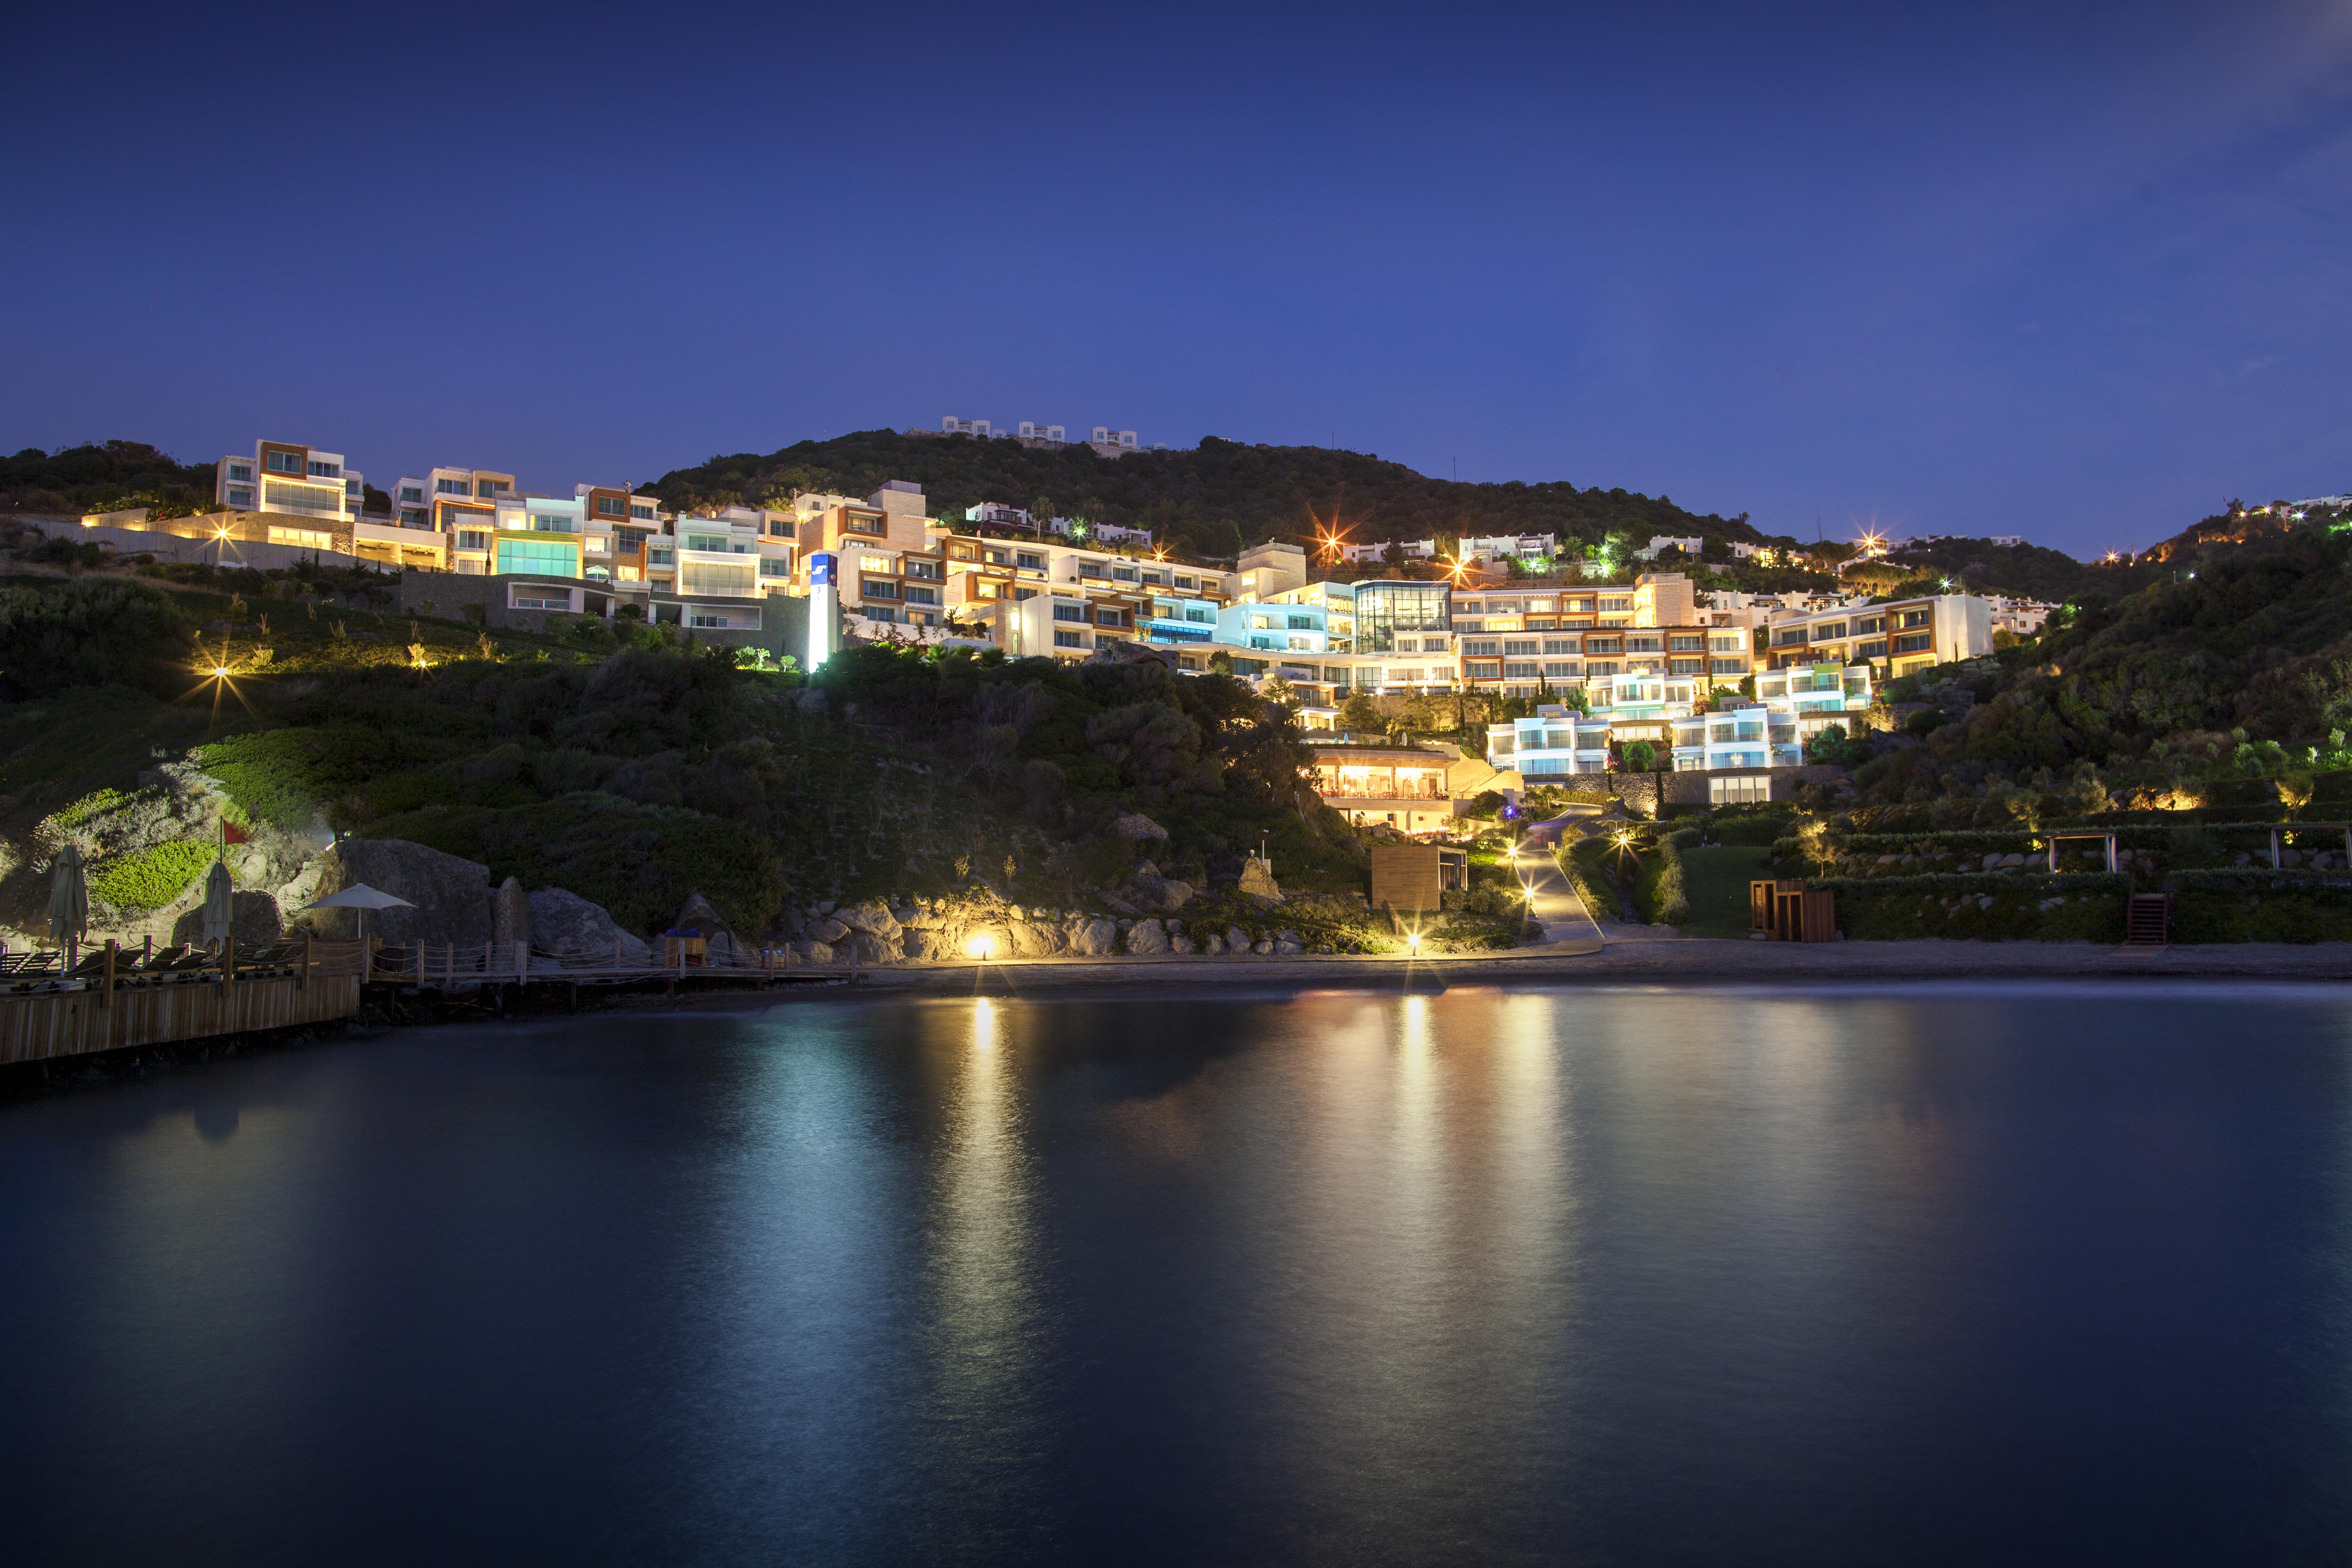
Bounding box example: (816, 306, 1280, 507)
(624, 937, 2352, 1008)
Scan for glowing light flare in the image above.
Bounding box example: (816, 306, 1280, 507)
(966, 934, 996, 960)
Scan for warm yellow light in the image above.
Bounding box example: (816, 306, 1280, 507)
(965, 934, 995, 959)
(212, 666, 229, 677)
(1407, 931, 1421, 950)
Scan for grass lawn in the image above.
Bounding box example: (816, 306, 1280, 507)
(1678, 845, 1773, 937)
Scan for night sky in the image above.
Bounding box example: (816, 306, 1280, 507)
(8, 2, 2349, 555)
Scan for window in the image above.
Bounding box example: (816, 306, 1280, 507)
(760, 558, 791, 577)
(905, 559, 943, 580)
(631, 504, 656, 521)
(457, 530, 490, 551)
(266, 451, 303, 474)
(1893, 633, 1933, 654)
(905, 585, 939, 606)
(1017, 552, 1045, 570)
(1542, 637, 1579, 654)
(1626, 634, 1663, 652)
(1175, 575, 1197, 589)
(1669, 634, 1704, 652)
(684, 533, 729, 552)
(263, 481, 343, 515)
(226, 463, 254, 482)
(1054, 630, 1084, 648)
(1503, 639, 1539, 655)
(265, 526, 332, 549)
(307, 460, 340, 478)
(1542, 661, 1579, 678)
(597, 496, 626, 516)
(1079, 559, 1108, 579)
(686, 611, 737, 629)
(1458, 601, 1483, 615)
(1670, 657, 1705, 675)
(225, 487, 255, 508)
(846, 512, 883, 534)
(1463, 639, 1500, 656)
(1289, 614, 1314, 630)
(1112, 565, 1138, 582)
(1185, 607, 1212, 624)
(1898, 609, 1931, 628)
(1053, 602, 1085, 622)
(437, 478, 469, 494)
(496, 538, 579, 577)
(1599, 596, 1631, 612)
(1586, 637, 1621, 654)
(1711, 657, 1746, 674)
(398, 485, 422, 503)
(1095, 608, 1126, 627)
(1503, 661, 1539, 679)
(861, 577, 901, 600)
(477, 480, 507, 497)
(528, 513, 577, 534)
(1587, 661, 1620, 677)
(1858, 640, 1888, 660)
(1855, 616, 1884, 634)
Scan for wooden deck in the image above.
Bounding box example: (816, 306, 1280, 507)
(1, 937, 371, 1067)
(0, 935, 843, 1068)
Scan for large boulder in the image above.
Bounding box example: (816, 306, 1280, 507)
(1006, 920, 1060, 958)
(837, 899, 902, 944)
(812, 917, 852, 945)
(1237, 860, 1283, 904)
(493, 876, 532, 948)
(529, 887, 650, 962)
(1113, 812, 1169, 844)
(1126, 918, 1169, 955)
(281, 838, 492, 946)
(167, 890, 282, 949)
(670, 890, 741, 961)
(1128, 874, 1195, 914)
(1068, 917, 1120, 956)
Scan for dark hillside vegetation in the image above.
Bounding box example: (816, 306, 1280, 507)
(648, 429, 1777, 562)
(2, 441, 220, 520)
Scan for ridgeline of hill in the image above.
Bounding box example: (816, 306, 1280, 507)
(646, 430, 1777, 563)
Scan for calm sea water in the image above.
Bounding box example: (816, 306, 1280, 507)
(4, 984, 2351, 1566)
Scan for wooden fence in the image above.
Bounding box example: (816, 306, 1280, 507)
(1, 935, 367, 1067)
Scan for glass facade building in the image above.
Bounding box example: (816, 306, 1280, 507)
(1350, 581, 1452, 653)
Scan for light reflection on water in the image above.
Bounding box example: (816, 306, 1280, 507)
(3, 983, 2352, 1566)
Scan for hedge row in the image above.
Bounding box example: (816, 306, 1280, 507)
(1636, 837, 1689, 925)
(1812, 872, 2131, 941)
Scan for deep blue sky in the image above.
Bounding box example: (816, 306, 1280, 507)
(7, 2, 2350, 556)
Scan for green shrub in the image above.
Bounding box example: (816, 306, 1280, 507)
(1635, 836, 1689, 924)
(54, 787, 129, 828)
(0, 578, 190, 699)
(90, 840, 215, 911)
(1814, 872, 2131, 941)
(1711, 813, 1793, 846)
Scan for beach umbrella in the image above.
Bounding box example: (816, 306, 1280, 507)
(308, 883, 415, 942)
(200, 859, 236, 947)
(48, 843, 88, 947)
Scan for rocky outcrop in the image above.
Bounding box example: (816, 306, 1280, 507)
(529, 887, 650, 962)
(281, 839, 493, 945)
(669, 891, 740, 961)
(493, 877, 532, 948)
(837, 899, 902, 945)
(1225, 925, 1250, 953)
(1113, 812, 1169, 844)
(1126, 918, 1169, 955)
(1237, 859, 1283, 904)
(168, 890, 282, 949)
(1068, 917, 1120, 956)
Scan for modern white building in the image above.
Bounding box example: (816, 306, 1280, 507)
(1089, 426, 1139, 451)
(942, 417, 992, 437)
(216, 441, 363, 524)
(1636, 534, 1704, 560)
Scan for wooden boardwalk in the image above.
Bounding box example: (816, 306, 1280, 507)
(0, 935, 846, 1068)
(1, 937, 368, 1067)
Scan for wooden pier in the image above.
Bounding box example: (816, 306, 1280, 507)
(1, 935, 847, 1069)
(1, 937, 367, 1067)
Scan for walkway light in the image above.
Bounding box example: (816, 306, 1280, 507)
(966, 934, 995, 959)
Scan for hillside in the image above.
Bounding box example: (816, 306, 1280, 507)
(2, 441, 220, 521)
(647, 430, 1779, 563)
(1841, 527, 2352, 820)
(0, 557, 1373, 953)
(1875, 536, 2143, 603)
